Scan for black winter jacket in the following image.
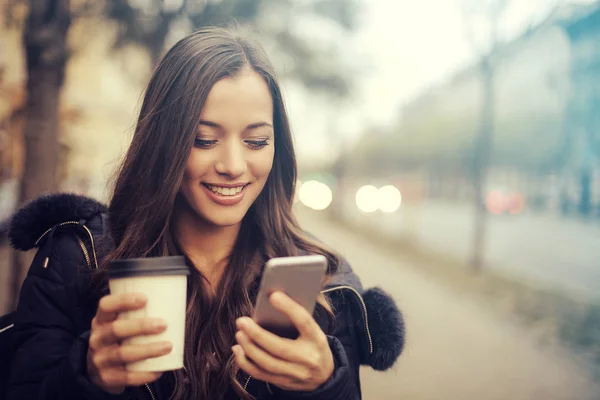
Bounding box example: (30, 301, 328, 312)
(4, 194, 405, 400)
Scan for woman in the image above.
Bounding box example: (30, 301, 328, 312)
(6, 27, 404, 400)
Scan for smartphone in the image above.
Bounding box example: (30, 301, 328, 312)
(253, 255, 327, 339)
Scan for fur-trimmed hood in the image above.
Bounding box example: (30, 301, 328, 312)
(8, 193, 404, 372)
(9, 193, 107, 251)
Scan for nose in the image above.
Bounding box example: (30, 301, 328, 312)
(214, 141, 247, 178)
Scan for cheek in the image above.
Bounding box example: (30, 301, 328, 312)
(184, 152, 209, 180)
(254, 148, 275, 178)
(180, 154, 207, 198)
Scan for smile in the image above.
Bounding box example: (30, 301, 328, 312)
(202, 183, 247, 196)
(200, 183, 250, 207)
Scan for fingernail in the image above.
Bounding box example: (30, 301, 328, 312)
(152, 319, 167, 330)
(134, 294, 147, 305)
(160, 341, 172, 351)
(235, 330, 245, 342)
(271, 292, 282, 303)
(236, 318, 247, 330)
(231, 345, 240, 355)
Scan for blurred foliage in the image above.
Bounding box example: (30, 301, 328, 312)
(106, 0, 262, 59)
(3, 0, 360, 97)
(105, 0, 359, 97)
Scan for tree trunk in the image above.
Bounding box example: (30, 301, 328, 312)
(471, 56, 494, 272)
(10, 0, 70, 310)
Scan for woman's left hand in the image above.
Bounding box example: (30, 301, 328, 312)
(233, 291, 334, 392)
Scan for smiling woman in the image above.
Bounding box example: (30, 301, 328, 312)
(5, 27, 405, 400)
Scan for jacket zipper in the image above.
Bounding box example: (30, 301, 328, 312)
(35, 221, 80, 246)
(321, 285, 374, 355)
(75, 236, 92, 269)
(145, 383, 156, 400)
(35, 220, 100, 270)
(80, 224, 100, 269)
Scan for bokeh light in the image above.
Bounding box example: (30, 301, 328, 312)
(378, 185, 402, 213)
(355, 185, 379, 213)
(298, 180, 332, 211)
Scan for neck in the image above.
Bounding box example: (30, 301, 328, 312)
(173, 203, 241, 290)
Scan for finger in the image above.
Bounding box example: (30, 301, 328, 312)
(95, 293, 147, 325)
(94, 341, 173, 368)
(232, 345, 287, 385)
(237, 317, 305, 363)
(235, 331, 307, 380)
(97, 368, 163, 388)
(90, 318, 167, 349)
(269, 292, 323, 340)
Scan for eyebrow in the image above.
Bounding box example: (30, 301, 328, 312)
(198, 120, 273, 131)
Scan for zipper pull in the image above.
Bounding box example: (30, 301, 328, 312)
(42, 227, 57, 269)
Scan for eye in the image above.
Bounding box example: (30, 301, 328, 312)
(245, 139, 270, 150)
(194, 138, 218, 149)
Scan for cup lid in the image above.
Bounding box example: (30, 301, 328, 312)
(108, 256, 190, 279)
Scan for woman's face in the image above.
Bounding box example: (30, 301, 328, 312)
(179, 67, 275, 228)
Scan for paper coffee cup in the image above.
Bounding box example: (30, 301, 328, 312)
(108, 256, 190, 372)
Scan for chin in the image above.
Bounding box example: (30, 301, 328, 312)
(208, 217, 244, 228)
(198, 209, 247, 228)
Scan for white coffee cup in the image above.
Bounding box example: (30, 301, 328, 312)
(108, 256, 189, 372)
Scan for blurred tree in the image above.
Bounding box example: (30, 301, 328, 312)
(461, 0, 508, 273)
(5, 0, 73, 310)
(19, 0, 70, 203)
(104, 0, 357, 97)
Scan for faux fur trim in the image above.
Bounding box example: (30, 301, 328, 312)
(362, 287, 405, 371)
(9, 193, 107, 251)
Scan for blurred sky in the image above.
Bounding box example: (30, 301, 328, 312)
(291, 0, 597, 166)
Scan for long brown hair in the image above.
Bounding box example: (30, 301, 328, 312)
(101, 27, 339, 400)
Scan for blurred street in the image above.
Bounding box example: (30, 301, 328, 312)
(295, 207, 600, 400)
(338, 198, 600, 301)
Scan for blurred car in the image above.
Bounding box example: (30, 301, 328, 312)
(483, 185, 525, 215)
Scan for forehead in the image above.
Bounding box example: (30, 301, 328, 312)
(200, 68, 273, 126)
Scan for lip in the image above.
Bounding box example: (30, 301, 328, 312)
(201, 183, 249, 206)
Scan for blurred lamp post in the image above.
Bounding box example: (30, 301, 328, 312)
(462, 0, 508, 272)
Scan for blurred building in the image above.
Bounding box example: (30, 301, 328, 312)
(390, 1, 600, 217)
(560, 5, 600, 216)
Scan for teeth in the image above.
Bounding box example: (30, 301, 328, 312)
(206, 184, 244, 196)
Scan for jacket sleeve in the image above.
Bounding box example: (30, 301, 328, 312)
(6, 233, 127, 400)
(271, 295, 362, 400)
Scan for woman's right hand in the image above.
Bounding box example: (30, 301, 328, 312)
(86, 293, 173, 394)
